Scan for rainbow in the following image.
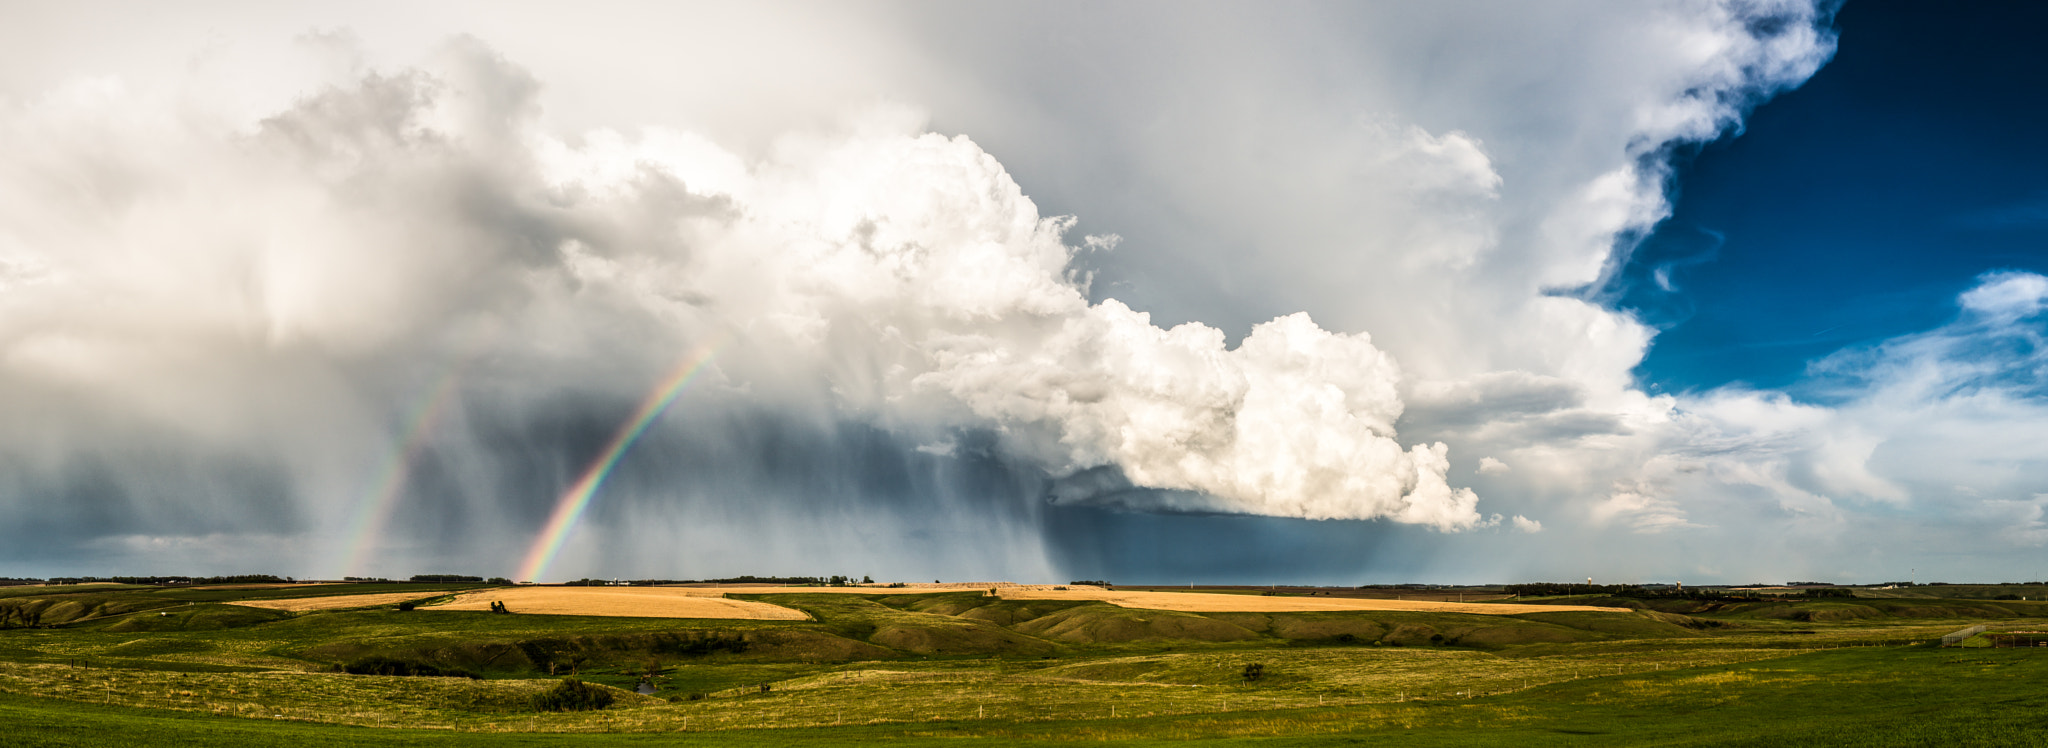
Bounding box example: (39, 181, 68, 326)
(516, 345, 721, 582)
(335, 371, 461, 579)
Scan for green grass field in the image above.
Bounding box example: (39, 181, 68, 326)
(0, 584, 2043, 746)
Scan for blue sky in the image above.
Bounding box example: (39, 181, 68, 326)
(1629, 0, 2048, 395)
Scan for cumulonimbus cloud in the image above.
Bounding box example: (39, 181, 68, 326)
(0, 32, 1490, 574)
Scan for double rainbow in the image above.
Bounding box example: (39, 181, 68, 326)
(515, 345, 721, 582)
(334, 371, 461, 579)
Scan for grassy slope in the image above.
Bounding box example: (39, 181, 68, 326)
(0, 585, 157, 600)
(1852, 583, 2048, 600)
(7, 585, 2048, 745)
(0, 584, 495, 629)
(0, 587, 1983, 684)
(3, 647, 2045, 747)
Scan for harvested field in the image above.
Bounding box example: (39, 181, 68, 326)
(229, 591, 445, 611)
(999, 588, 1628, 614)
(403, 583, 1616, 619)
(430, 586, 810, 620)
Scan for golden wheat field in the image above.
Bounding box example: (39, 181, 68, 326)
(249, 583, 1619, 619)
(431, 584, 1618, 618)
(229, 591, 450, 611)
(429, 586, 811, 620)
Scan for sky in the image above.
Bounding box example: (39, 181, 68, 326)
(0, 1, 2042, 585)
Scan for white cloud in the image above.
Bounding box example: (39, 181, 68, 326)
(1590, 485, 1702, 534)
(0, 34, 1494, 571)
(1978, 495, 2048, 547)
(1958, 271, 2048, 323)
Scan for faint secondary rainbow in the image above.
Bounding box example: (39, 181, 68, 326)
(516, 345, 722, 582)
(335, 371, 462, 579)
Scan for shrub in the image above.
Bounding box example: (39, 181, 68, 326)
(531, 678, 614, 712)
(396, 601, 416, 612)
(341, 656, 475, 679)
(650, 632, 749, 656)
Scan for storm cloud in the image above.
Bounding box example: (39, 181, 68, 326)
(6, 1, 2038, 585)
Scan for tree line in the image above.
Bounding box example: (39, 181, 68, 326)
(46, 574, 291, 585)
(1505, 582, 1854, 600)
(577, 575, 876, 586)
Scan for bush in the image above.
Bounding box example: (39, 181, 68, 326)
(396, 601, 416, 612)
(650, 632, 748, 656)
(531, 678, 615, 712)
(340, 656, 476, 679)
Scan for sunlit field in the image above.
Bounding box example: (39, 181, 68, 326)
(2, 582, 2045, 746)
